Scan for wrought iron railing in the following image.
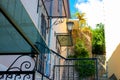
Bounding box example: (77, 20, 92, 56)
(0, 52, 99, 80)
(53, 58, 98, 80)
(0, 54, 36, 80)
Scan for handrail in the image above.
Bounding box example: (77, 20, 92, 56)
(66, 57, 97, 60)
(50, 49, 66, 60)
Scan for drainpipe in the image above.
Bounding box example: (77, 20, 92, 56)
(45, 0, 53, 77)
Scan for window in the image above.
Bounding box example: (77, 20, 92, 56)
(41, 14, 46, 40)
(37, 45, 45, 74)
(37, 0, 40, 13)
(58, 0, 62, 15)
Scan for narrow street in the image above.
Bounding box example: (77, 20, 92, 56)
(0, 0, 120, 80)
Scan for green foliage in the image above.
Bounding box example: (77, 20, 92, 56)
(75, 60, 95, 78)
(67, 55, 76, 58)
(92, 23, 106, 55)
(67, 12, 103, 78)
(68, 38, 95, 78)
(74, 39, 89, 58)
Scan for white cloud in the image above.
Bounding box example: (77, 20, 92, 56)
(104, 0, 120, 61)
(75, 0, 104, 28)
(75, 0, 120, 60)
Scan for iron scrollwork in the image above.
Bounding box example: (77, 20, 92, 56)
(0, 55, 36, 80)
(53, 18, 65, 25)
(0, 74, 32, 80)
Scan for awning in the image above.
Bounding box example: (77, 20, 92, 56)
(42, 0, 70, 18)
(56, 33, 73, 46)
(0, 0, 49, 54)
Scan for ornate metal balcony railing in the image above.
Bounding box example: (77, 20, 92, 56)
(0, 54, 36, 80)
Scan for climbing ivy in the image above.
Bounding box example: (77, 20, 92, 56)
(92, 23, 105, 55)
(68, 38, 95, 79)
(75, 60, 95, 79)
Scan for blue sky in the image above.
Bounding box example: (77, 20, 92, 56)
(69, 0, 90, 17)
(69, 0, 78, 17)
(69, 0, 103, 20)
(69, 0, 120, 61)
